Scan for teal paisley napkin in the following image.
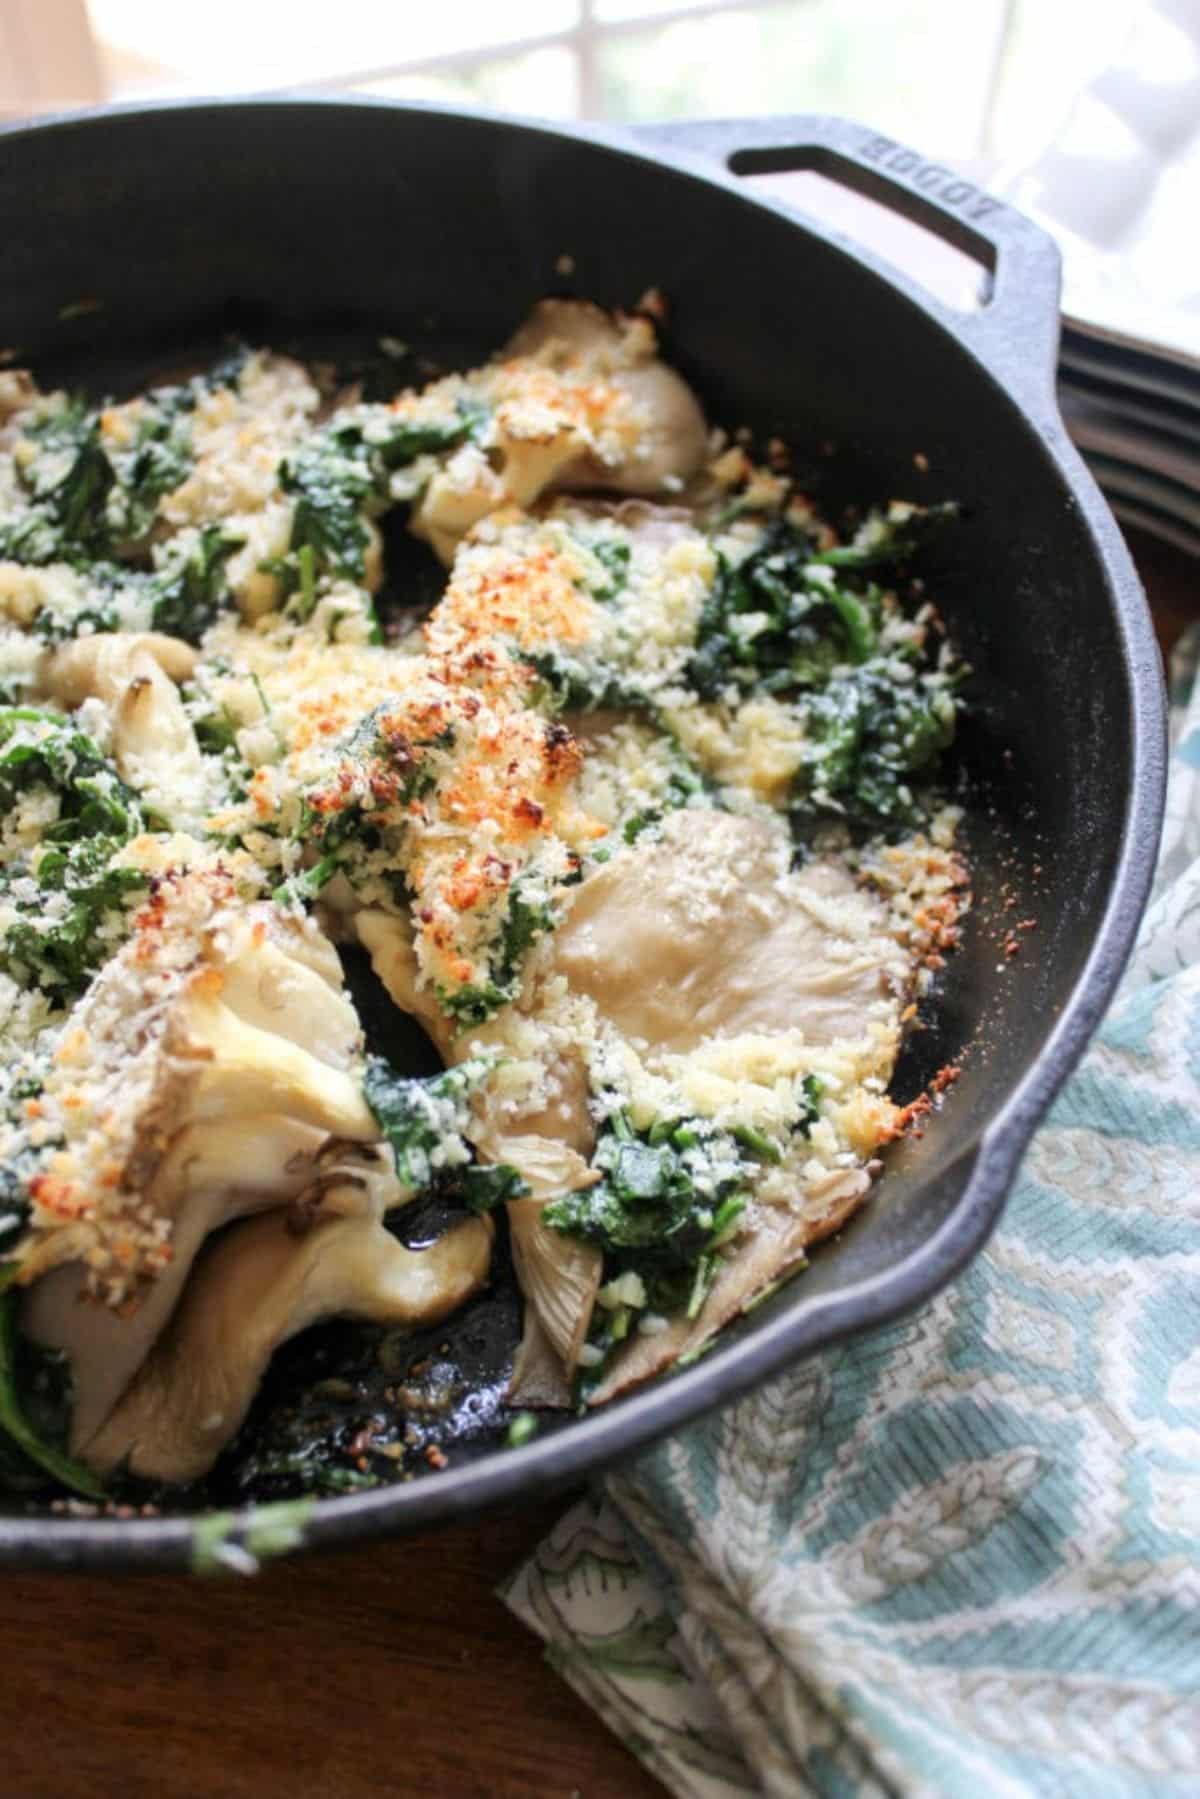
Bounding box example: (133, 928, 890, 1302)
(503, 628, 1200, 1796)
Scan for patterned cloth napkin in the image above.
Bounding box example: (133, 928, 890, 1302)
(502, 630, 1200, 1796)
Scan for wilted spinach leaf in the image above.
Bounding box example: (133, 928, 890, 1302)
(364, 1054, 525, 1210)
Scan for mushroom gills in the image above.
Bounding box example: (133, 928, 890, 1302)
(83, 1199, 493, 1483)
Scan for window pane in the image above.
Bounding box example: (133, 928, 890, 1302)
(361, 46, 580, 122)
(88, 0, 580, 97)
(986, 0, 1139, 163)
(591, 0, 711, 21)
(595, 0, 1010, 160)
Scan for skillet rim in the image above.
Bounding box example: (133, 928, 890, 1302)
(0, 94, 1167, 1568)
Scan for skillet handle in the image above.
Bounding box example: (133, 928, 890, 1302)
(630, 115, 1062, 416)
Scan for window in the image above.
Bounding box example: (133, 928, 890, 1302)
(3, 0, 1138, 174)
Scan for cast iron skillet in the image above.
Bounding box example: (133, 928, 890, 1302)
(0, 100, 1165, 1568)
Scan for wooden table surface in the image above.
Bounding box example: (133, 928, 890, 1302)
(0, 526, 1194, 1799)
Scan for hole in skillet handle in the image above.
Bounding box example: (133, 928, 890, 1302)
(628, 114, 1063, 418)
(729, 164, 990, 315)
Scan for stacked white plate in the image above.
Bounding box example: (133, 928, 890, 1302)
(1001, 0, 1200, 559)
(1057, 323, 1200, 559)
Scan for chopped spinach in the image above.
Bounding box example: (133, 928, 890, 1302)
(374, 406, 486, 467)
(494, 885, 554, 994)
(0, 708, 142, 835)
(547, 1093, 825, 1383)
(271, 854, 339, 910)
(282, 435, 375, 580)
(278, 400, 486, 586)
(549, 1111, 743, 1253)
(293, 707, 452, 888)
(53, 432, 115, 549)
(456, 1161, 528, 1212)
(0, 353, 254, 574)
(622, 755, 707, 845)
(191, 703, 239, 756)
(364, 1053, 525, 1209)
(545, 1111, 750, 1339)
(145, 525, 239, 643)
(686, 502, 961, 832)
(0, 509, 64, 568)
(434, 979, 509, 1030)
(0, 1134, 45, 1277)
(0, 1291, 104, 1499)
(433, 881, 556, 1030)
(527, 649, 647, 717)
(810, 500, 958, 570)
(0, 397, 237, 651)
(585, 537, 631, 603)
(0, 709, 147, 998)
(794, 664, 958, 830)
(104, 384, 196, 549)
(2, 389, 196, 567)
(27, 578, 125, 645)
(687, 515, 882, 701)
(0, 399, 114, 565)
(3, 848, 146, 998)
(101, 348, 250, 552)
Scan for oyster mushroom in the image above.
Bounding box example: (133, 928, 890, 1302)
(0, 369, 38, 431)
(85, 1192, 493, 1482)
(357, 810, 909, 1408)
(353, 907, 456, 1060)
(38, 631, 208, 827)
(519, 813, 908, 1398)
(549, 808, 910, 1053)
(503, 300, 708, 496)
(585, 1166, 871, 1405)
(412, 299, 707, 563)
(18, 880, 401, 1457)
(499, 1136, 602, 1408)
(354, 911, 601, 1402)
(23, 1118, 388, 1452)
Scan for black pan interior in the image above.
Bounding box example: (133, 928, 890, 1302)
(0, 101, 1156, 1535)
